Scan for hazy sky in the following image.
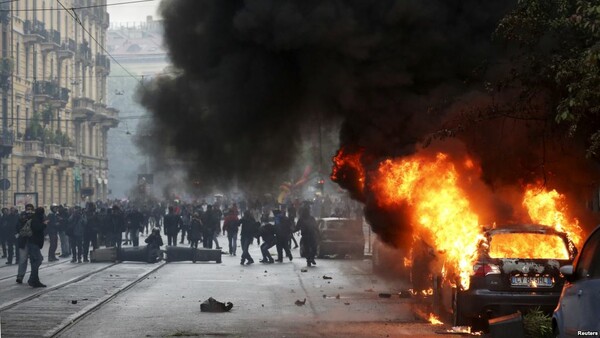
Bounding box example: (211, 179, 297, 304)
(107, 0, 162, 25)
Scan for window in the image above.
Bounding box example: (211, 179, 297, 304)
(575, 230, 600, 280)
(15, 43, 19, 75)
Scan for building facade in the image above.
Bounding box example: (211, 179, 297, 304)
(0, 0, 118, 207)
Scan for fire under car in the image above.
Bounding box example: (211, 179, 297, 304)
(433, 225, 577, 329)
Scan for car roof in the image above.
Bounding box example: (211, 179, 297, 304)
(483, 224, 568, 237)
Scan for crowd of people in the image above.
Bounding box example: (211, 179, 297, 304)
(0, 196, 351, 287)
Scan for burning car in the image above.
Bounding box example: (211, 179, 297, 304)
(434, 225, 577, 328)
(315, 218, 365, 258)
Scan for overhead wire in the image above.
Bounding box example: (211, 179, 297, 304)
(56, 0, 144, 86)
(0, 0, 158, 11)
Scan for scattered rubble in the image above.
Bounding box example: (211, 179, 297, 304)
(323, 275, 332, 280)
(295, 298, 306, 306)
(378, 293, 392, 298)
(200, 297, 233, 312)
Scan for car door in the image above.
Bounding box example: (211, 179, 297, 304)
(576, 233, 600, 334)
(562, 230, 600, 337)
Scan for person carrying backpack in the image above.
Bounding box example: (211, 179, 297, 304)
(15, 204, 36, 285)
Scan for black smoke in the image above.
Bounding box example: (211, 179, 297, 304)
(137, 0, 600, 245)
(138, 0, 513, 192)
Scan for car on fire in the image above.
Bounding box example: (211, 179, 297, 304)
(552, 224, 600, 337)
(315, 217, 365, 258)
(434, 225, 577, 329)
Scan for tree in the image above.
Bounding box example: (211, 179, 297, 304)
(495, 0, 600, 157)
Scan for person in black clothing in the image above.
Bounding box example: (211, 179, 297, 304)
(57, 205, 70, 258)
(274, 210, 293, 262)
(47, 205, 59, 261)
(16, 204, 35, 283)
(26, 207, 47, 287)
(83, 203, 100, 262)
(0, 208, 9, 259)
(0, 208, 7, 258)
(201, 205, 217, 249)
(239, 211, 259, 265)
(163, 206, 181, 246)
(296, 207, 319, 267)
(126, 207, 145, 247)
(189, 212, 203, 249)
(110, 205, 125, 248)
(4, 207, 19, 265)
(144, 228, 163, 263)
(258, 222, 276, 264)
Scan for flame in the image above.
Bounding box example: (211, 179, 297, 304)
(429, 313, 443, 325)
(371, 153, 483, 290)
(488, 233, 570, 259)
(331, 148, 365, 191)
(523, 185, 584, 247)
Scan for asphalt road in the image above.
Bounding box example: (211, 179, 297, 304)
(57, 235, 458, 338)
(0, 234, 461, 337)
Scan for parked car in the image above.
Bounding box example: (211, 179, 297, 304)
(553, 225, 600, 337)
(433, 225, 577, 329)
(315, 218, 365, 258)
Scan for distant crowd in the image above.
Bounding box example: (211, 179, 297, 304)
(0, 195, 362, 287)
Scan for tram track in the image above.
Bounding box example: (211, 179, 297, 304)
(0, 259, 71, 282)
(0, 261, 167, 337)
(51, 261, 167, 337)
(0, 262, 120, 312)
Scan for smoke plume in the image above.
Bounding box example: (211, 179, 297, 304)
(137, 0, 599, 243)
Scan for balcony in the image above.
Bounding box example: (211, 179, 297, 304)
(40, 29, 60, 52)
(21, 140, 44, 164)
(95, 54, 110, 76)
(103, 107, 119, 128)
(71, 97, 95, 119)
(75, 42, 93, 66)
(57, 39, 76, 60)
(33, 81, 69, 107)
(0, 129, 14, 158)
(59, 147, 78, 167)
(100, 12, 110, 29)
(42, 143, 62, 166)
(23, 20, 46, 45)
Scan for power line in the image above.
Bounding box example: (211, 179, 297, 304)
(56, 0, 144, 86)
(1, 0, 158, 11)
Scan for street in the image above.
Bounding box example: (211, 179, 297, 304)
(0, 234, 459, 338)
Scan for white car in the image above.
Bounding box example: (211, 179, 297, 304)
(553, 225, 600, 337)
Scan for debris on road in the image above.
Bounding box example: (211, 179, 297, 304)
(295, 298, 307, 306)
(364, 288, 374, 292)
(323, 275, 332, 280)
(344, 302, 350, 305)
(378, 293, 392, 298)
(200, 297, 233, 312)
(301, 268, 308, 272)
(335, 294, 340, 299)
(71, 300, 77, 304)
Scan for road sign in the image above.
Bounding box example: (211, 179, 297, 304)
(0, 178, 10, 191)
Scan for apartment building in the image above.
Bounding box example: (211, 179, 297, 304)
(0, 0, 118, 207)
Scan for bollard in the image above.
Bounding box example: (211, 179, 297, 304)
(165, 247, 221, 263)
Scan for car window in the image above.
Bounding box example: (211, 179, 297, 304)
(488, 233, 570, 259)
(575, 229, 600, 280)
